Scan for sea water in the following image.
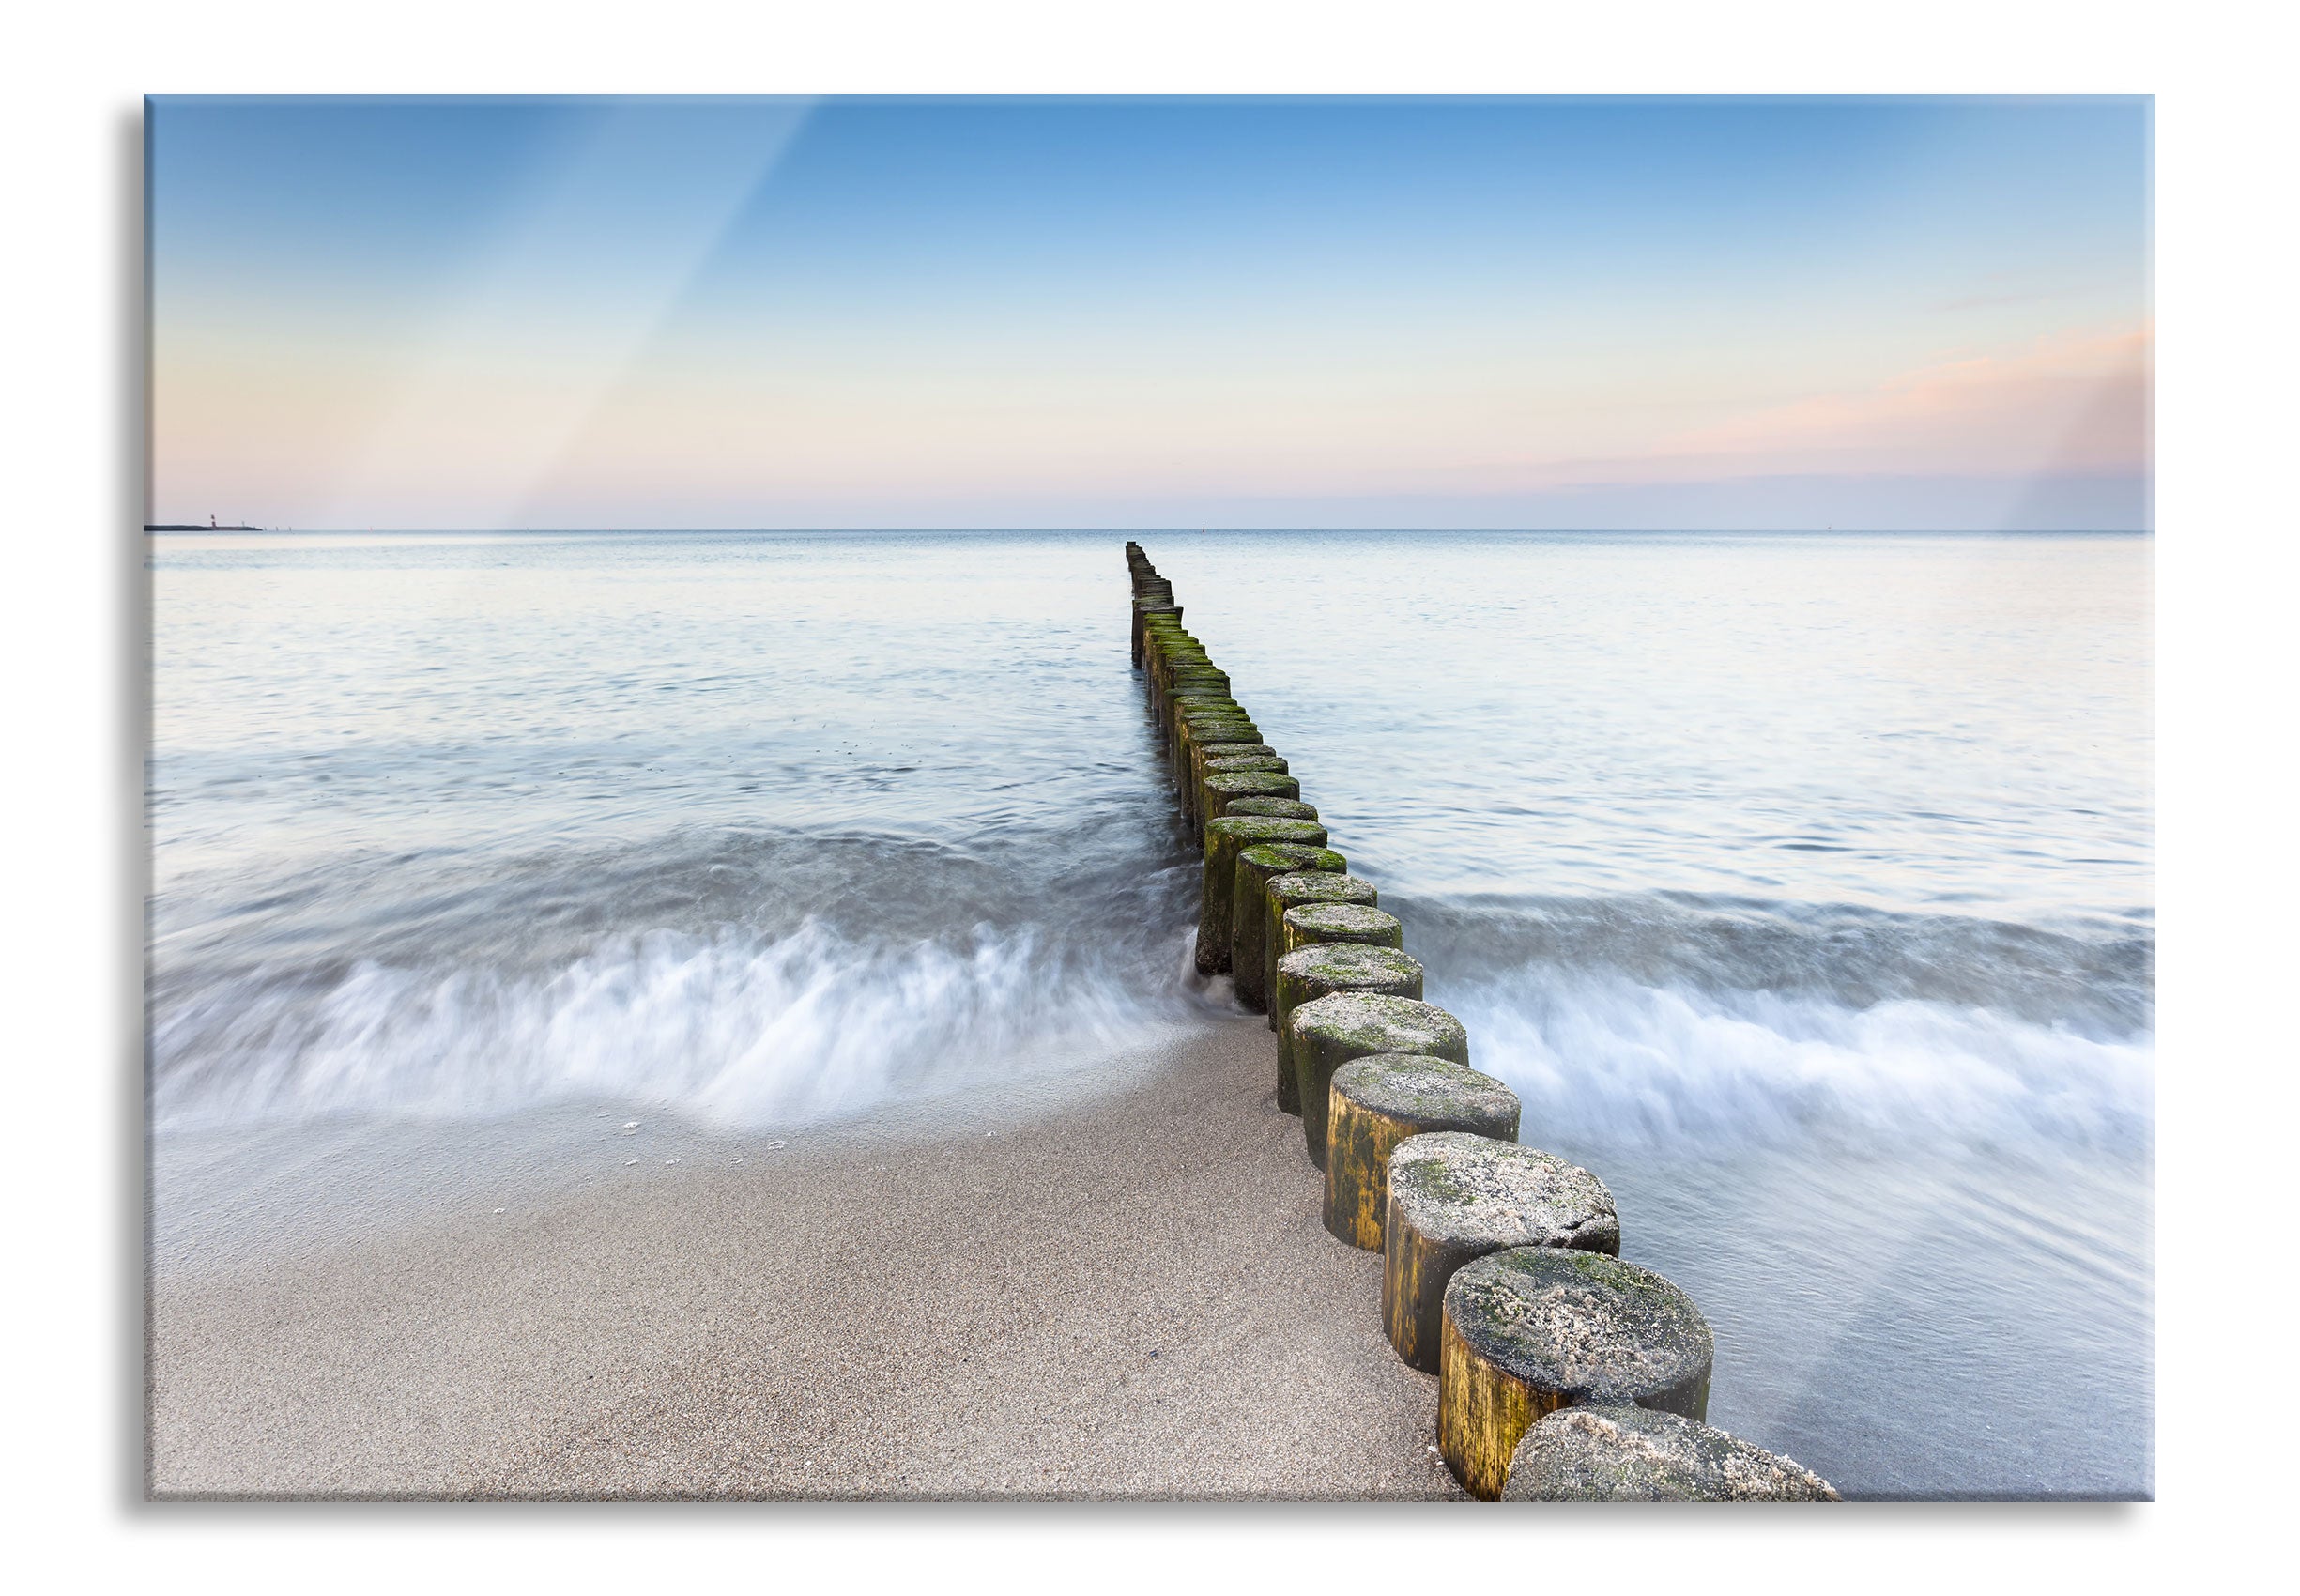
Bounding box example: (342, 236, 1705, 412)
(147, 528, 2151, 1497)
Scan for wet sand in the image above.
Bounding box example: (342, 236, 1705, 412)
(147, 1021, 1467, 1499)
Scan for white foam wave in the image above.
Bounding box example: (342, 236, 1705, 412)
(151, 918, 1188, 1130)
(1451, 969, 2154, 1152)
(152, 913, 2154, 1155)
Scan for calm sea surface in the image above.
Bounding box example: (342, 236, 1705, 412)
(148, 529, 2152, 1497)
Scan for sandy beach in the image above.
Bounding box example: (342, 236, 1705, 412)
(148, 1020, 1467, 1500)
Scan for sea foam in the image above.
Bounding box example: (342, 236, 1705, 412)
(151, 914, 1198, 1130)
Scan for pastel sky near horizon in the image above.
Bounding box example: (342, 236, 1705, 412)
(148, 96, 2151, 531)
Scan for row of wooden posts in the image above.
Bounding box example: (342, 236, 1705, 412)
(1125, 543, 1839, 1503)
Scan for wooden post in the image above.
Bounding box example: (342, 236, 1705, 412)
(1172, 702, 1254, 772)
(1196, 817, 1330, 975)
(1228, 843, 1347, 1011)
(1382, 1132, 1618, 1373)
(1131, 597, 1176, 668)
(1166, 693, 1244, 759)
(1280, 990, 1464, 1128)
(1265, 900, 1400, 1024)
(1275, 951, 1427, 1156)
(1224, 797, 1318, 821)
(1501, 1407, 1838, 1501)
(1201, 771, 1303, 832)
(1143, 634, 1205, 710)
(1152, 637, 1215, 682)
(1138, 612, 1189, 667)
(1181, 734, 1266, 818)
(1183, 742, 1274, 824)
(1438, 1248, 1714, 1501)
(1161, 680, 1232, 740)
(1194, 757, 1292, 840)
(1324, 1055, 1520, 1251)
(1199, 746, 1287, 787)
(1183, 729, 1269, 817)
(1177, 730, 1269, 814)
(1280, 901, 1402, 959)
(1259, 873, 1378, 1036)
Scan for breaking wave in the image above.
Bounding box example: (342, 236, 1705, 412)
(150, 832, 2152, 1152)
(150, 916, 1197, 1129)
(1399, 893, 2152, 1155)
(148, 824, 1208, 1130)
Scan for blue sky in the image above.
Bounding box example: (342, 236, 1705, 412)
(148, 96, 2151, 529)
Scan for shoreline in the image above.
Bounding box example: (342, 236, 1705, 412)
(148, 1020, 1469, 1500)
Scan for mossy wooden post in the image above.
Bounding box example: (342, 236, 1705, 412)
(1163, 669, 1221, 714)
(1173, 703, 1253, 773)
(1438, 1249, 1714, 1501)
(1382, 1133, 1618, 1373)
(1500, 1407, 1839, 1502)
(1166, 686, 1234, 744)
(1145, 638, 1206, 712)
(1197, 817, 1329, 975)
(1165, 689, 1238, 749)
(1140, 614, 1188, 658)
(1275, 957, 1429, 1147)
(1270, 901, 1403, 1035)
(1282, 991, 1465, 1122)
(1131, 598, 1176, 668)
(1259, 872, 1378, 1032)
(1157, 640, 1215, 682)
(1166, 669, 1229, 714)
(1183, 742, 1273, 821)
(1175, 708, 1256, 758)
(1168, 693, 1243, 759)
(1187, 730, 1260, 819)
(1143, 634, 1194, 708)
(1203, 750, 1288, 781)
(1280, 901, 1402, 958)
(1228, 844, 1346, 1011)
(1139, 614, 1188, 668)
(1142, 639, 1190, 703)
(1202, 746, 1285, 772)
(1127, 592, 1168, 667)
(1186, 740, 1273, 820)
(1225, 797, 1318, 821)
(1195, 755, 1290, 838)
(1183, 736, 1265, 817)
(1177, 698, 1250, 754)
(1324, 1056, 1519, 1251)
(1187, 718, 1264, 770)
(1201, 772, 1302, 836)
(1184, 729, 1268, 816)
(1145, 623, 1201, 672)
(1161, 649, 1216, 682)
(1169, 685, 1237, 718)
(1176, 704, 1256, 745)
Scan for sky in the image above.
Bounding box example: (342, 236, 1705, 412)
(147, 96, 2151, 531)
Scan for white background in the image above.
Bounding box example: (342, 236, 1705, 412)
(2, 2, 2286, 1588)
